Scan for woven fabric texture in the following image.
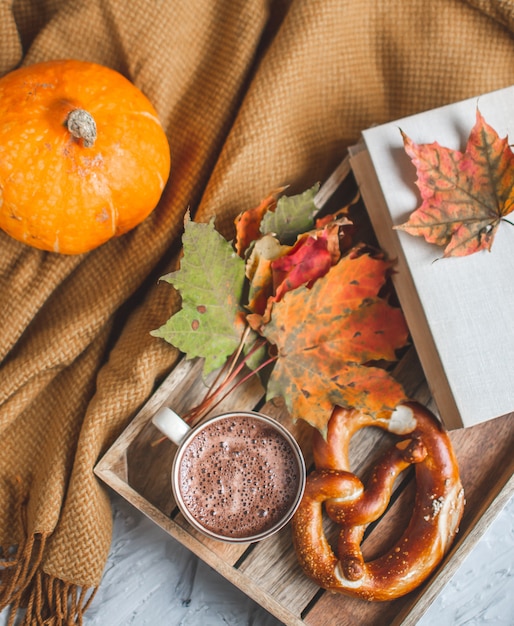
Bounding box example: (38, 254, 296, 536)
(1, 0, 514, 622)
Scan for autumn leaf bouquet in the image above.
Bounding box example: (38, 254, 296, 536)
(152, 185, 410, 435)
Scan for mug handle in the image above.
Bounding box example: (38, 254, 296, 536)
(152, 406, 191, 445)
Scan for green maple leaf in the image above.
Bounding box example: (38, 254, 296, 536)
(260, 183, 320, 244)
(151, 215, 247, 374)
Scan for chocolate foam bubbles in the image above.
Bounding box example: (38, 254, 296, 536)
(174, 413, 305, 541)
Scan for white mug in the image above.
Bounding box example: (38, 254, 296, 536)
(152, 407, 306, 543)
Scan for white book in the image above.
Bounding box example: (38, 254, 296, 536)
(348, 86, 514, 429)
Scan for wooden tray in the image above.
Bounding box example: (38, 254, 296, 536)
(95, 162, 514, 625)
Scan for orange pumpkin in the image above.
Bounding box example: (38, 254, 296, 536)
(0, 59, 171, 254)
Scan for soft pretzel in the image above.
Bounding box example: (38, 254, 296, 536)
(292, 402, 465, 601)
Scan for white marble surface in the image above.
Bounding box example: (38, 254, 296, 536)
(1, 490, 513, 625)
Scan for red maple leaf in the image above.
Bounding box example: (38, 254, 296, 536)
(396, 110, 514, 257)
(272, 228, 339, 301)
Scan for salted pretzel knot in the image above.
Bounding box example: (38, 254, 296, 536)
(292, 402, 465, 601)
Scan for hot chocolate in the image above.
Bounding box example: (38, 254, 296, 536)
(176, 413, 302, 539)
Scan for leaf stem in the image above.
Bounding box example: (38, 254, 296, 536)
(186, 327, 254, 414)
(187, 351, 278, 427)
(182, 328, 270, 426)
(226, 324, 252, 379)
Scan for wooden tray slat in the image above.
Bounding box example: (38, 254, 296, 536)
(238, 526, 318, 614)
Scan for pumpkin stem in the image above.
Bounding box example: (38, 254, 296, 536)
(66, 109, 97, 147)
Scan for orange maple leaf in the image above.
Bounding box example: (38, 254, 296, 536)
(234, 189, 285, 257)
(260, 246, 409, 434)
(396, 109, 514, 257)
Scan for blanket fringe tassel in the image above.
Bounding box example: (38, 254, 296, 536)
(1, 535, 97, 625)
